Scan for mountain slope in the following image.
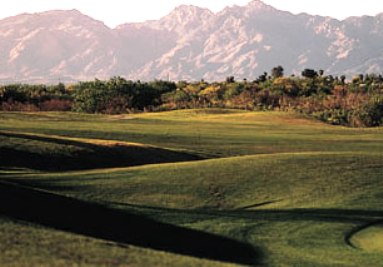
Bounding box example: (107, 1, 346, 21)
(0, 0, 383, 82)
(0, 10, 118, 82)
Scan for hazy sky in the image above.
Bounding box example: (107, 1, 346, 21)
(1, 0, 382, 28)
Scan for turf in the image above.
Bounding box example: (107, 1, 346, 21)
(351, 224, 383, 253)
(0, 216, 239, 267)
(0, 109, 383, 266)
(0, 131, 202, 171)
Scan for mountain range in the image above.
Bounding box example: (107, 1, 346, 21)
(1, 0, 383, 83)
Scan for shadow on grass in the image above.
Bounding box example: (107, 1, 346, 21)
(111, 202, 383, 248)
(0, 131, 203, 171)
(112, 202, 383, 225)
(0, 181, 261, 265)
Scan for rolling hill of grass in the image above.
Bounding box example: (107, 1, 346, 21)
(0, 130, 202, 171)
(0, 109, 382, 266)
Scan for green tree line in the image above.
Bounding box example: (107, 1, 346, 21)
(1, 68, 382, 127)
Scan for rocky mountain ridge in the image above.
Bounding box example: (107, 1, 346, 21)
(0, 0, 382, 83)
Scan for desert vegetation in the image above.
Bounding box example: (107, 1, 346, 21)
(1, 68, 382, 127)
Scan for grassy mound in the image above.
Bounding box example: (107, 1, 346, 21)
(350, 223, 383, 252)
(0, 110, 383, 266)
(5, 151, 383, 266)
(0, 131, 202, 172)
(0, 216, 239, 267)
(1, 110, 382, 158)
(0, 181, 258, 265)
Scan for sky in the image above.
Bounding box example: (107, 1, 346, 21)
(0, 0, 382, 28)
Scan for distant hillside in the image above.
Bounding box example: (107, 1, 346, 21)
(0, 0, 383, 82)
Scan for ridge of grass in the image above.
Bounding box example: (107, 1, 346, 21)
(0, 130, 203, 172)
(1, 110, 383, 266)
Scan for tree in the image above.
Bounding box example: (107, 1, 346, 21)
(302, 69, 318, 79)
(256, 72, 268, 83)
(226, 76, 235, 83)
(340, 75, 346, 85)
(271, 66, 284, 79)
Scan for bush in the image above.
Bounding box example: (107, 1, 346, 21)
(40, 99, 73, 111)
(355, 97, 383, 127)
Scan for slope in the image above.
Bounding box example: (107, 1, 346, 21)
(1, 110, 383, 266)
(0, 129, 202, 172)
(1, 1, 383, 81)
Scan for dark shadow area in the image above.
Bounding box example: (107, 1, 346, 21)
(111, 202, 383, 244)
(112, 202, 383, 225)
(0, 181, 261, 265)
(116, 202, 383, 251)
(223, 208, 383, 225)
(3, 174, 383, 228)
(0, 131, 204, 171)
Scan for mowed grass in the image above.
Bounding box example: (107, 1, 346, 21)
(1, 109, 382, 157)
(0, 130, 202, 171)
(1, 109, 383, 266)
(0, 216, 238, 267)
(351, 224, 383, 253)
(6, 152, 383, 266)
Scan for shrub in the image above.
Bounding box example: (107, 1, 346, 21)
(356, 97, 383, 127)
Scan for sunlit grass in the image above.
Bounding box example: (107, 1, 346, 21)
(351, 224, 383, 253)
(1, 109, 383, 266)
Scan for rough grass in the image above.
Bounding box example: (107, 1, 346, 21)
(1, 109, 383, 266)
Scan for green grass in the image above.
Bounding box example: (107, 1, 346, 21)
(1, 110, 382, 157)
(0, 130, 202, 171)
(0, 216, 237, 267)
(1, 109, 383, 266)
(351, 224, 383, 253)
